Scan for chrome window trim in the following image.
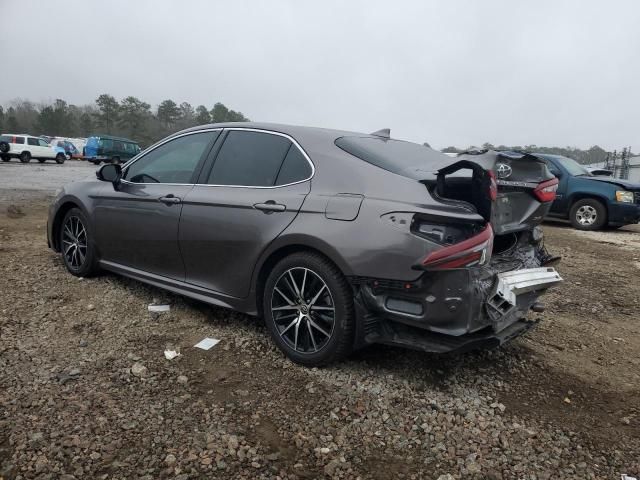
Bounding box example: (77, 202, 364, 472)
(120, 127, 315, 189)
(120, 128, 223, 187)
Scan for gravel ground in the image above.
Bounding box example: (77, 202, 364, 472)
(0, 161, 95, 194)
(1, 176, 639, 478)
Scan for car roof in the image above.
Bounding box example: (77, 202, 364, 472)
(89, 134, 139, 143)
(178, 121, 371, 142)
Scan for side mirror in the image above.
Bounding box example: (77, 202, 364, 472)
(96, 163, 122, 186)
(549, 168, 562, 178)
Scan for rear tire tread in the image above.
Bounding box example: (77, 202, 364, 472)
(263, 252, 354, 366)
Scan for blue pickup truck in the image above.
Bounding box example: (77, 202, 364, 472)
(533, 154, 640, 230)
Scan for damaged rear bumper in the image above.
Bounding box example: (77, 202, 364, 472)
(351, 233, 562, 354)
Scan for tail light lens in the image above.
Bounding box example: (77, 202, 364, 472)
(421, 224, 494, 270)
(533, 178, 559, 203)
(488, 170, 498, 201)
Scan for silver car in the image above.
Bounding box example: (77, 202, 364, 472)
(47, 123, 562, 366)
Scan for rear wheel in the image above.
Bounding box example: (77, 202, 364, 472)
(38, 159, 46, 163)
(1, 155, 10, 162)
(60, 208, 100, 277)
(570, 198, 607, 231)
(262, 252, 354, 366)
(19, 151, 31, 163)
(55, 153, 66, 164)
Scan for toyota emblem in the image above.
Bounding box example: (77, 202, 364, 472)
(496, 163, 513, 179)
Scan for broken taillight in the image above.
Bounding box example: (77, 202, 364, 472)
(421, 224, 494, 269)
(488, 170, 498, 201)
(532, 178, 559, 203)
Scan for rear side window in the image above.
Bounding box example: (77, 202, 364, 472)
(335, 136, 451, 180)
(123, 131, 218, 184)
(27, 138, 38, 146)
(276, 145, 312, 185)
(207, 131, 291, 186)
(14, 137, 25, 144)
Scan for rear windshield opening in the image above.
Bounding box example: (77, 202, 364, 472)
(335, 136, 452, 180)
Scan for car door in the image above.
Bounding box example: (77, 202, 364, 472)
(93, 129, 220, 279)
(26, 137, 42, 158)
(179, 129, 313, 298)
(39, 139, 55, 158)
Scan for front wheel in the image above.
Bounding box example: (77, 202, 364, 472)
(262, 252, 354, 366)
(570, 198, 607, 230)
(2, 155, 11, 162)
(20, 152, 31, 163)
(60, 208, 100, 277)
(55, 153, 66, 164)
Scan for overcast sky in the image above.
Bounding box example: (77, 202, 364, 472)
(2, 0, 639, 150)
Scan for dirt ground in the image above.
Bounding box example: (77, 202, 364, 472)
(1, 187, 639, 479)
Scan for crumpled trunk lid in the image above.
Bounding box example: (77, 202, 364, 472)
(429, 151, 557, 235)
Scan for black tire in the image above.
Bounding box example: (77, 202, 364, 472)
(1, 155, 10, 162)
(55, 153, 66, 164)
(38, 159, 46, 163)
(569, 198, 607, 231)
(19, 151, 31, 163)
(91, 160, 100, 166)
(60, 207, 100, 277)
(0, 141, 9, 153)
(262, 252, 354, 366)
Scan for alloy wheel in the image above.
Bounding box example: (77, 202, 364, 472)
(576, 205, 597, 226)
(62, 216, 88, 270)
(270, 267, 336, 354)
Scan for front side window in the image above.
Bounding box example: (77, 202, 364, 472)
(207, 130, 292, 186)
(39, 139, 49, 147)
(123, 131, 218, 184)
(27, 138, 39, 146)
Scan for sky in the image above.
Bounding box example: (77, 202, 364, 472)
(2, 0, 639, 151)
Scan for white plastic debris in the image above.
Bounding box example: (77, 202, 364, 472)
(621, 475, 638, 480)
(164, 350, 181, 360)
(194, 337, 220, 350)
(148, 304, 170, 312)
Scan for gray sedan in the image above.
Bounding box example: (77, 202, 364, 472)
(47, 123, 562, 366)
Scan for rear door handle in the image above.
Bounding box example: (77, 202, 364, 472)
(254, 201, 286, 213)
(159, 195, 182, 205)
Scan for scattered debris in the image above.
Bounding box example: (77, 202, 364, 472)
(177, 375, 188, 384)
(87, 304, 95, 311)
(194, 337, 220, 350)
(148, 303, 170, 313)
(164, 349, 181, 360)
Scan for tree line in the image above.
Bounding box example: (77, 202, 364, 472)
(440, 143, 627, 165)
(0, 95, 249, 147)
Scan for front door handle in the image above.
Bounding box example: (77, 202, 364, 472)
(254, 201, 286, 213)
(159, 195, 182, 205)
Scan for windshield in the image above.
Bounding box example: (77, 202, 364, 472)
(554, 156, 592, 176)
(335, 136, 452, 179)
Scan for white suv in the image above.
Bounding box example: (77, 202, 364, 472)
(0, 134, 66, 164)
